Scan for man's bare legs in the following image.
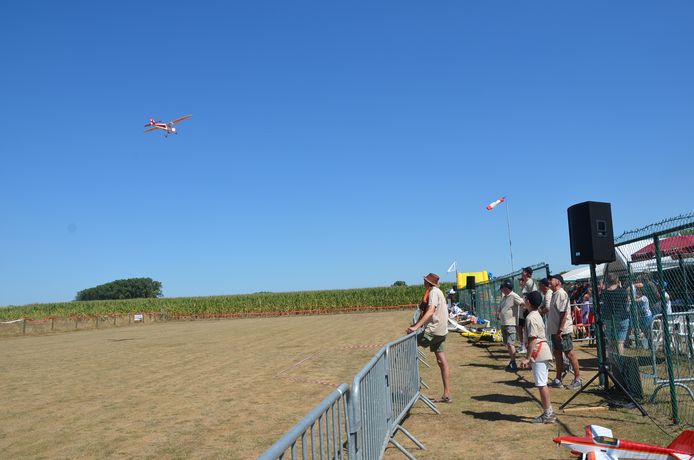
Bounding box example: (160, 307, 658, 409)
(435, 350, 451, 400)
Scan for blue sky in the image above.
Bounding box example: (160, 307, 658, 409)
(1, 1, 692, 306)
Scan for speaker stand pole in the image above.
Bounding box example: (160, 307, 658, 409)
(560, 263, 647, 416)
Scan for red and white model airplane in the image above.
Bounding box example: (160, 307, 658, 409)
(554, 424, 694, 460)
(144, 115, 192, 137)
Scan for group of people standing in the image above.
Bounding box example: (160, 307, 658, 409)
(406, 268, 585, 424)
(495, 267, 583, 423)
(601, 272, 671, 354)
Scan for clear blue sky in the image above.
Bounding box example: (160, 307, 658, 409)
(1, 1, 692, 306)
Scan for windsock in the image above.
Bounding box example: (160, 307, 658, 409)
(486, 197, 505, 210)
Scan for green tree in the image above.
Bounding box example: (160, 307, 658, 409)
(391, 281, 407, 287)
(76, 278, 163, 301)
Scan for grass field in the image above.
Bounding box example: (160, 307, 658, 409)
(0, 310, 677, 459)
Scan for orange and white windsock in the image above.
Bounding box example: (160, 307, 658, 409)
(486, 197, 505, 210)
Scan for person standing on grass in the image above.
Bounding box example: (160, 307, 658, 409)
(547, 274, 582, 390)
(406, 273, 452, 403)
(539, 278, 553, 317)
(519, 290, 556, 424)
(518, 267, 538, 355)
(496, 278, 525, 372)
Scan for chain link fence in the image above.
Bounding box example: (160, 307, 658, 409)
(459, 263, 550, 329)
(600, 213, 694, 425)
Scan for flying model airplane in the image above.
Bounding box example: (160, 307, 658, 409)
(554, 424, 694, 460)
(144, 115, 192, 137)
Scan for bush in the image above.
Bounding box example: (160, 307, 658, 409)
(76, 278, 162, 301)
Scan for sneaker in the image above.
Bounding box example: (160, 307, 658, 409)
(548, 378, 563, 388)
(531, 412, 556, 424)
(567, 379, 583, 390)
(518, 346, 527, 354)
(506, 361, 518, 372)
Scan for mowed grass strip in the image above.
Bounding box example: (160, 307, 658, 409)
(0, 311, 412, 459)
(1, 310, 674, 459)
(0, 283, 454, 321)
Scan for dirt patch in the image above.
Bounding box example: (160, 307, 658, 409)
(0, 311, 677, 459)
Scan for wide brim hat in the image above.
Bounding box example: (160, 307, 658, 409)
(423, 273, 440, 286)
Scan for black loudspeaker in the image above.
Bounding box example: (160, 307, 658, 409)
(567, 201, 616, 265)
(466, 276, 476, 290)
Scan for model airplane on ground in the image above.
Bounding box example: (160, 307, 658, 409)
(144, 115, 192, 137)
(554, 424, 694, 459)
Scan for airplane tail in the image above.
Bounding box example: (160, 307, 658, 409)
(668, 430, 694, 454)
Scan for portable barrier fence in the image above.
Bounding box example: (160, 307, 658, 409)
(260, 330, 439, 460)
(257, 384, 350, 460)
(596, 213, 694, 425)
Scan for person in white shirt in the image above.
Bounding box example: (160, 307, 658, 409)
(407, 273, 452, 403)
(520, 291, 556, 424)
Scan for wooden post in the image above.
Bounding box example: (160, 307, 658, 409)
(22, 319, 26, 335)
(51, 318, 54, 331)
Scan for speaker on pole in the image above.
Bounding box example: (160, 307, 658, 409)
(567, 201, 616, 265)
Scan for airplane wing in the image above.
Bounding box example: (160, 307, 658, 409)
(144, 127, 158, 133)
(170, 115, 192, 124)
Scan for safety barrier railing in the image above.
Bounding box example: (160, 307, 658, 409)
(348, 332, 439, 460)
(644, 312, 694, 403)
(261, 329, 439, 460)
(258, 383, 350, 460)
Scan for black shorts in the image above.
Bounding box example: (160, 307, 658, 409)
(551, 333, 574, 353)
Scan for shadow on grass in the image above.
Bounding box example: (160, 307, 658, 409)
(461, 410, 527, 422)
(493, 377, 535, 389)
(464, 362, 506, 370)
(471, 394, 534, 404)
(579, 357, 599, 370)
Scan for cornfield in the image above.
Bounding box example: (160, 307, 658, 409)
(0, 283, 454, 321)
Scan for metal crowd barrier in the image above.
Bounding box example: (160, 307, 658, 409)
(260, 330, 439, 460)
(349, 332, 439, 460)
(646, 311, 694, 402)
(258, 384, 350, 460)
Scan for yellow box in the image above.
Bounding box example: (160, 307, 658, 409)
(457, 271, 489, 289)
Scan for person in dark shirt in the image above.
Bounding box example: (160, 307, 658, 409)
(601, 273, 630, 354)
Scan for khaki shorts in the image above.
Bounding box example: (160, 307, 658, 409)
(551, 333, 574, 352)
(418, 332, 446, 353)
(502, 326, 517, 345)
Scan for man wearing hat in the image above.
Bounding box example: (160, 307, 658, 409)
(517, 267, 538, 354)
(547, 274, 582, 389)
(406, 273, 452, 403)
(496, 279, 525, 371)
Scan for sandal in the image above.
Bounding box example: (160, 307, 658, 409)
(432, 396, 452, 403)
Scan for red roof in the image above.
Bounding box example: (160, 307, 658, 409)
(631, 235, 694, 261)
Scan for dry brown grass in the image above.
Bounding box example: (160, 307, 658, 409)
(0, 310, 677, 459)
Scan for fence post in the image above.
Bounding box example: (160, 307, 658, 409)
(22, 318, 26, 335)
(655, 235, 680, 424)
